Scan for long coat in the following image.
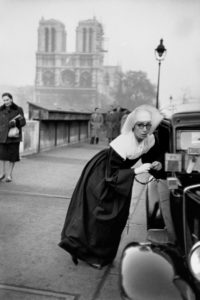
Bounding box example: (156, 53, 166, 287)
(0, 102, 26, 144)
(59, 138, 161, 267)
(106, 110, 122, 141)
(90, 112, 104, 138)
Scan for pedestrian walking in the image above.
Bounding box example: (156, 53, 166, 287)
(89, 108, 104, 144)
(0, 92, 26, 182)
(58, 105, 163, 269)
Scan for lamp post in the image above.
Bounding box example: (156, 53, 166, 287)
(155, 39, 167, 109)
(169, 95, 175, 114)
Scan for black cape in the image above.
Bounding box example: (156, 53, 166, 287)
(59, 143, 160, 266)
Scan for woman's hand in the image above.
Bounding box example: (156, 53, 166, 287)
(134, 163, 152, 175)
(151, 161, 162, 171)
(9, 120, 16, 128)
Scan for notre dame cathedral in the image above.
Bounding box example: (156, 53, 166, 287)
(35, 17, 121, 110)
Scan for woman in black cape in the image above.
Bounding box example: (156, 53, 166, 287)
(59, 105, 164, 269)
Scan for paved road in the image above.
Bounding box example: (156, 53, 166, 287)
(0, 142, 147, 300)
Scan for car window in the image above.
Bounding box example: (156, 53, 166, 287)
(177, 130, 200, 150)
(177, 130, 200, 173)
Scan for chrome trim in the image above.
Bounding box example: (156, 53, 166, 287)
(188, 241, 200, 281)
(183, 184, 200, 254)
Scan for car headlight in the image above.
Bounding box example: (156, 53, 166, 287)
(189, 241, 200, 281)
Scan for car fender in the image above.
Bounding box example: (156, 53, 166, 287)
(120, 242, 195, 300)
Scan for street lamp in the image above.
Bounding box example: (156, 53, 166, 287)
(169, 95, 175, 114)
(155, 39, 167, 109)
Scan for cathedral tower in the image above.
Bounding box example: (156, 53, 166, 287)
(37, 17, 66, 53)
(35, 18, 66, 87)
(34, 17, 117, 109)
(75, 17, 105, 94)
(76, 17, 104, 54)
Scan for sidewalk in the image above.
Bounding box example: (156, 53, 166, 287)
(0, 142, 147, 300)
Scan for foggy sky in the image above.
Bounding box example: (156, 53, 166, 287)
(0, 0, 199, 109)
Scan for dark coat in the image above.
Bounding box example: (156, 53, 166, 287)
(106, 110, 122, 140)
(59, 139, 161, 267)
(0, 102, 26, 144)
(90, 112, 104, 137)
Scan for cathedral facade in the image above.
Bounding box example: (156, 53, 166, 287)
(35, 17, 120, 110)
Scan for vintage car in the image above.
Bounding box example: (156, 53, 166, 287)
(120, 106, 200, 300)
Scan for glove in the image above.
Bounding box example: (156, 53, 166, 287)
(9, 120, 16, 128)
(134, 163, 152, 175)
(151, 161, 162, 171)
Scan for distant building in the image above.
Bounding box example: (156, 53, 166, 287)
(35, 17, 120, 110)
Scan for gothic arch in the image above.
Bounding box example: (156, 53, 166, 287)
(51, 27, 56, 52)
(61, 69, 75, 87)
(45, 27, 49, 52)
(89, 27, 93, 52)
(42, 70, 54, 86)
(80, 71, 92, 87)
(83, 28, 87, 52)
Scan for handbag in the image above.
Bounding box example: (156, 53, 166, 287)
(8, 126, 20, 138)
(7, 114, 22, 138)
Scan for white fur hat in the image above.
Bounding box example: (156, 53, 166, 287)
(121, 104, 164, 135)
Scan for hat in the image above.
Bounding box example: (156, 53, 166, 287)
(121, 105, 164, 135)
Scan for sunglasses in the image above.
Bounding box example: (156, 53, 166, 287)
(135, 122, 152, 130)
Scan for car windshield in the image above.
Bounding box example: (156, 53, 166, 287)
(177, 130, 200, 150)
(176, 130, 200, 173)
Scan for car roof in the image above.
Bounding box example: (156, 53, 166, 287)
(161, 103, 200, 118)
(160, 103, 200, 127)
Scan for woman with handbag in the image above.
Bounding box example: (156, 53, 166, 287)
(0, 92, 26, 182)
(59, 105, 164, 269)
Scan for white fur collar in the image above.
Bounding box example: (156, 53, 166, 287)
(110, 131, 155, 160)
